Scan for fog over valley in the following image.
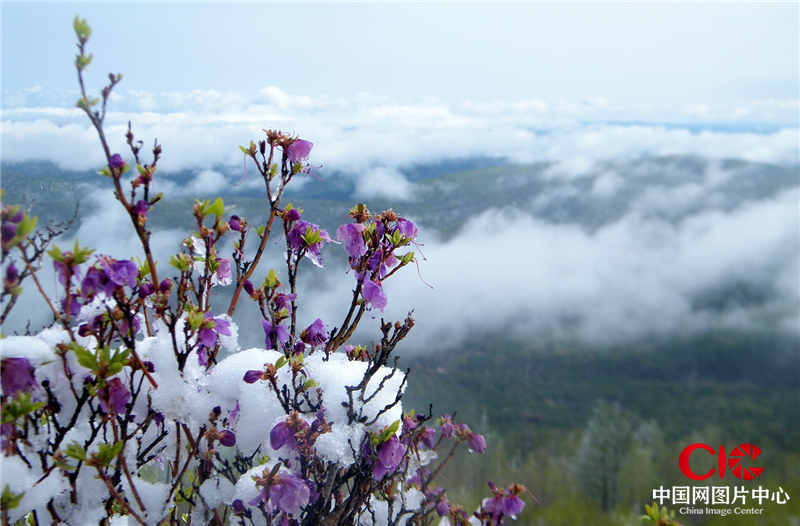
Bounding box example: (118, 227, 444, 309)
(3, 89, 797, 351)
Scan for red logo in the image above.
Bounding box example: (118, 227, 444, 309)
(679, 443, 763, 481)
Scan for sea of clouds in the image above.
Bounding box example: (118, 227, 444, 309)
(2, 87, 798, 350)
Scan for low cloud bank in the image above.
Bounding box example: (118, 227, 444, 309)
(2, 87, 798, 351)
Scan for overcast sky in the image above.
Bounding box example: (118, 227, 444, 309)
(3, 2, 798, 105)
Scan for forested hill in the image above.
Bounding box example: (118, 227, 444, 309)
(403, 329, 800, 449)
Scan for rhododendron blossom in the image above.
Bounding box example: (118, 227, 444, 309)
(0, 17, 530, 526)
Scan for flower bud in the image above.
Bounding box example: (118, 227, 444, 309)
(243, 370, 262, 384)
(109, 153, 125, 170)
(138, 281, 154, 298)
(159, 278, 172, 293)
(2, 223, 17, 243)
(219, 430, 236, 447)
(4, 262, 19, 285)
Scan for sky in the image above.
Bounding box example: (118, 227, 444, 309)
(2, 2, 798, 103)
(1, 2, 799, 349)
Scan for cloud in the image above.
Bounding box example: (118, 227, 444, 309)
(186, 170, 227, 194)
(298, 187, 798, 351)
(2, 87, 798, 351)
(2, 88, 798, 176)
(353, 167, 415, 201)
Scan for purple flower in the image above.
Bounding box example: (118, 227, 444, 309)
(1, 358, 38, 396)
(228, 215, 242, 232)
(1, 223, 16, 243)
(53, 260, 69, 286)
(214, 258, 232, 286)
(373, 436, 406, 480)
(503, 495, 525, 517)
(286, 208, 302, 222)
(138, 281, 154, 298)
(243, 370, 262, 384)
(219, 430, 236, 447)
(99, 377, 130, 414)
(0, 422, 15, 450)
(483, 495, 504, 517)
(61, 296, 81, 317)
(270, 421, 295, 450)
(8, 209, 23, 224)
(270, 473, 311, 515)
(287, 139, 313, 163)
(440, 416, 455, 438)
(159, 278, 172, 293)
(133, 200, 149, 217)
(468, 432, 487, 454)
(274, 293, 296, 313)
(197, 314, 231, 362)
(107, 260, 138, 288)
(436, 496, 450, 517)
(367, 250, 382, 272)
(231, 499, 249, 516)
(335, 223, 366, 259)
(300, 318, 326, 348)
(396, 218, 418, 240)
(118, 315, 141, 338)
(287, 220, 333, 267)
(198, 326, 217, 349)
(403, 414, 418, 433)
(109, 154, 125, 170)
(263, 320, 289, 349)
(420, 427, 437, 449)
(362, 279, 387, 312)
(243, 280, 255, 296)
(82, 266, 114, 297)
(4, 262, 19, 285)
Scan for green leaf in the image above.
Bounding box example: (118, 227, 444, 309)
(301, 226, 321, 246)
(1, 485, 24, 510)
(391, 230, 403, 246)
(400, 252, 415, 265)
(169, 254, 190, 272)
(187, 310, 204, 330)
(47, 245, 63, 263)
(65, 441, 86, 461)
(275, 356, 287, 370)
(16, 215, 37, 238)
(69, 342, 97, 371)
(95, 441, 124, 467)
(265, 269, 279, 289)
(2, 392, 45, 423)
(75, 53, 93, 70)
(376, 419, 401, 444)
(73, 241, 94, 264)
(205, 197, 225, 218)
(72, 16, 92, 41)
